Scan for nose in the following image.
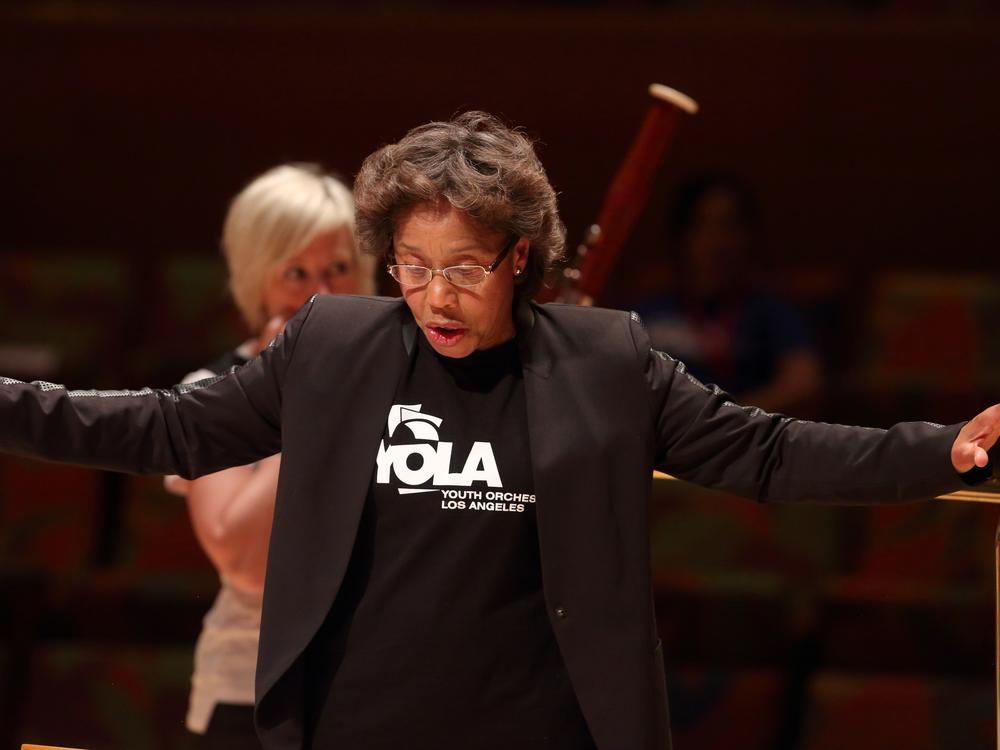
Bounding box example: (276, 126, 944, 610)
(426, 272, 457, 311)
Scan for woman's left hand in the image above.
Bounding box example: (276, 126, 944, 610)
(952, 404, 1000, 473)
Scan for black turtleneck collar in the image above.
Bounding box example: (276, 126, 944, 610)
(416, 331, 521, 392)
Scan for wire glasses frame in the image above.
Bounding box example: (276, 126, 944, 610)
(387, 235, 519, 288)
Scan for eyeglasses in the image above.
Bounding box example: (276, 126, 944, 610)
(387, 235, 519, 288)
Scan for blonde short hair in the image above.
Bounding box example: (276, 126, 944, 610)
(222, 163, 375, 331)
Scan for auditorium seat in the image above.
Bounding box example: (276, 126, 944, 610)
(847, 271, 1000, 424)
(798, 672, 993, 750)
(18, 643, 196, 750)
(0, 457, 100, 573)
(0, 254, 131, 384)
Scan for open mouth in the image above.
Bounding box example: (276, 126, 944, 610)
(426, 324, 468, 347)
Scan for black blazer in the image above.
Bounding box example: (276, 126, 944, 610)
(0, 295, 973, 750)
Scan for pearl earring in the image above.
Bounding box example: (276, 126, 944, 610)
(515, 267, 523, 276)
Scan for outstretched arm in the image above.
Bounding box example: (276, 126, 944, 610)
(633, 316, 995, 504)
(0, 297, 316, 479)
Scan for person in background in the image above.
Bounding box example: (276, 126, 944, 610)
(164, 164, 375, 749)
(632, 173, 822, 414)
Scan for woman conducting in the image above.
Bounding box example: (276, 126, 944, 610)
(164, 164, 374, 748)
(0, 113, 996, 750)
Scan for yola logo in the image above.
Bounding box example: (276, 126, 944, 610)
(376, 404, 501, 494)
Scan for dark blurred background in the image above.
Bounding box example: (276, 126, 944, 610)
(1, 1, 999, 748)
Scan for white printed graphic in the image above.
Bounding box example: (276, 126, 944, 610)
(376, 404, 536, 513)
(387, 403, 442, 441)
(376, 404, 501, 494)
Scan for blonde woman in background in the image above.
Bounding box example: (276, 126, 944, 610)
(165, 164, 374, 749)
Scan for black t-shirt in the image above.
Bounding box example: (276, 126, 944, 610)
(305, 334, 595, 750)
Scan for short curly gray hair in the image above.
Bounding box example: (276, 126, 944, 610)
(353, 111, 566, 299)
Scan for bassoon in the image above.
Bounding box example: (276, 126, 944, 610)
(548, 84, 699, 304)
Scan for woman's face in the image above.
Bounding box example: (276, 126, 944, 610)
(393, 201, 528, 359)
(681, 188, 751, 298)
(262, 227, 359, 321)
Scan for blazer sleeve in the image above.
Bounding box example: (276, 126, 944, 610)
(0, 296, 317, 479)
(629, 313, 975, 504)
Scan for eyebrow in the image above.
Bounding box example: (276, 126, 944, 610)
(394, 241, 490, 263)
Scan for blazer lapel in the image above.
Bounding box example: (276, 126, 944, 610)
(519, 304, 574, 572)
(256, 301, 414, 731)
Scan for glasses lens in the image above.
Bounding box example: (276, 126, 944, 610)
(389, 265, 431, 286)
(443, 266, 487, 286)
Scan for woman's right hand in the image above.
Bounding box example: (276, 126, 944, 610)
(257, 315, 288, 354)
